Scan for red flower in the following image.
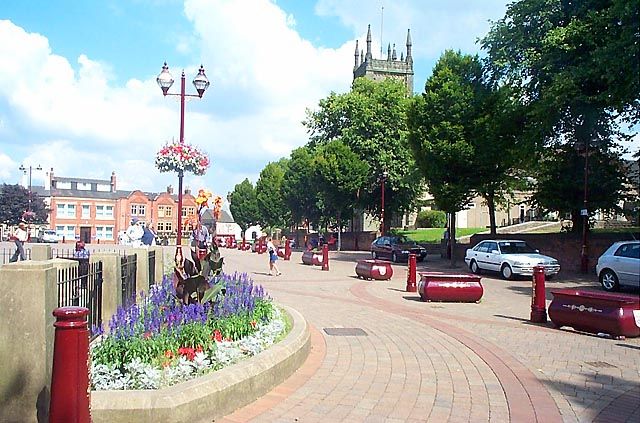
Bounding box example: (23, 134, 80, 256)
(178, 346, 196, 361)
(213, 330, 222, 342)
(143, 331, 152, 339)
(164, 350, 174, 359)
(250, 320, 257, 328)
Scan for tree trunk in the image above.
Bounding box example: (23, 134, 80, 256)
(450, 213, 457, 268)
(337, 211, 342, 251)
(487, 192, 497, 235)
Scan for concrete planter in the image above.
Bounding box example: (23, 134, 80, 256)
(90, 305, 309, 422)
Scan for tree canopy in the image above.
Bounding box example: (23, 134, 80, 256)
(0, 184, 49, 224)
(304, 77, 423, 230)
(281, 146, 321, 228)
(227, 179, 259, 231)
(255, 159, 289, 229)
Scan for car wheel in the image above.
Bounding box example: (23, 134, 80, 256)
(501, 264, 513, 280)
(600, 269, 620, 292)
(372, 251, 378, 260)
(470, 260, 480, 274)
(392, 252, 398, 263)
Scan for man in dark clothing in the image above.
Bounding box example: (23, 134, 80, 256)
(141, 224, 156, 246)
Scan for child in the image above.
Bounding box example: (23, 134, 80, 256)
(266, 237, 281, 276)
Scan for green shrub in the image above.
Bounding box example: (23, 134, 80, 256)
(415, 210, 446, 228)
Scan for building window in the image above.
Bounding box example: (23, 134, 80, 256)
(131, 204, 146, 216)
(55, 225, 75, 240)
(56, 204, 76, 218)
(77, 182, 92, 191)
(96, 205, 114, 219)
(158, 205, 173, 218)
(96, 226, 114, 240)
(96, 184, 110, 192)
(82, 205, 91, 218)
(157, 221, 173, 232)
(56, 181, 71, 189)
(182, 206, 196, 218)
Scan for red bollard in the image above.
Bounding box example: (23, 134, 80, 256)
(284, 239, 291, 261)
(322, 243, 329, 271)
(49, 306, 91, 423)
(531, 266, 548, 323)
(406, 253, 417, 292)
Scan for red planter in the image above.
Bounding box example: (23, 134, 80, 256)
(301, 251, 324, 266)
(549, 289, 640, 339)
(418, 272, 483, 302)
(355, 260, 393, 280)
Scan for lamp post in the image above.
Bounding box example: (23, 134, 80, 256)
(156, 62, 210, 246)
(580, 140, 589, 273)
(19, 164, 42, 220)
(381, 171, 388, 236)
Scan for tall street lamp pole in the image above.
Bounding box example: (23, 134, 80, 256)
(381, 171, 388, 236)
(19, 164, 42, 219)
(580, 140, 589, 273)
(156, 62, 210, 246)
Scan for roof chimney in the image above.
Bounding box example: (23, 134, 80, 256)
(167, 185, 173, 194)
(110, 171, 117, 192)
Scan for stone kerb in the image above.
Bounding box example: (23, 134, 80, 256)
(0, 261, 57, 423)
(91, 305, 310, 423)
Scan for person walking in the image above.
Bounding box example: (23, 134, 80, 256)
(266, 236, 281, 276)
(9, 222, 28, 262)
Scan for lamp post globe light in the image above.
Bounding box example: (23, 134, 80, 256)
(156, 62, 210, 246)
(19, 164, 42, 221)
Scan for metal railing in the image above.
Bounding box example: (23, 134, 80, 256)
(56, 259, 103, 340)
(148, 250, 156, 289)
(0, 246, 32, 265)
(120, 254, 137, 309)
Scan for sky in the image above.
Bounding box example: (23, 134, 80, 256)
(1, 0, 636, 201)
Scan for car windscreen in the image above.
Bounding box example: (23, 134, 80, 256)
(393, 236, 415, 245)
(499, 241, 537, 254)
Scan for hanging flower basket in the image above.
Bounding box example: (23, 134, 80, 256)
(155, 142, 210, 176)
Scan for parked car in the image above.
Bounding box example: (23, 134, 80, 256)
(595, 240, 640, 292)
(464, 239, 560, 280)
(37, 229, 59, 243)
(370, 235, 427, 263)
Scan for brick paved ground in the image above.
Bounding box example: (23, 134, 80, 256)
(195, 247, 640, 423)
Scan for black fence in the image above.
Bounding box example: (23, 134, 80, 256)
(56, 259, 103, 340)
(120, 254, 137, 309)
(0, 246, 32, 265)
(148, 250, 156, 289)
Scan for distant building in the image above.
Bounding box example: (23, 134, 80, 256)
(35, 169, 236, 244)
(353, 24, 414, 93)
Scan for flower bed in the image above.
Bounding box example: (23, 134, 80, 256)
(91, 272, 286, 390)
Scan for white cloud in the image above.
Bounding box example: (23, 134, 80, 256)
(0, 153, 16, 179)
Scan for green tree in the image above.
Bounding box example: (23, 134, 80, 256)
(281, 146, 321, 230)
(227, 179, 259, 231)
(407, 50, 481, 265)
(314, 140, 369, 249)
(0, 184, 49, 224)
(482, 0, 640, 228)
(532, 144, 631, 228)
(255, 159, 289, 229)
(304, 78, 423, 232)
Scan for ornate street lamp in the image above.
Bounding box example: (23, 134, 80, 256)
(19, 164, 42, 221)
(156, 63, 210, 246)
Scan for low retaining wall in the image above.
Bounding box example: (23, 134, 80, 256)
(91, 305, 310, 422)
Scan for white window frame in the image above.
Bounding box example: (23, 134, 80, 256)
(95, 225, 114, 240)
(81, 204, 91, 218)
(56, 203, 76, 218)
(96, 205, 114, 219)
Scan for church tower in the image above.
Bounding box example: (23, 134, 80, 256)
(353, 25, 414, 94)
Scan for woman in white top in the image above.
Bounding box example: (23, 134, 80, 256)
(266, 237, 281, 276)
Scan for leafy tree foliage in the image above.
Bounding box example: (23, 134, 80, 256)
(281, 146, 321, 229)
(255, 159, 289, 229)
(227, 179, 259, 231)
(0, 184, 49, 224)
(532, 144, 631, 229)
(314, 140, 369, 247)
(304, 78, 423, 231)
(407, 51, 481, 222)
(482, 0, 639, 226)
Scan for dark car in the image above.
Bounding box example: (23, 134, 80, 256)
(371, 235, 427, 263)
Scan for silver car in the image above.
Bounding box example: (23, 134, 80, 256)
(595, 241, 640, 292)
(464, 239, 560, 280)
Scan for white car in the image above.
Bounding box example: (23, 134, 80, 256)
(464, 239, 560, 280)
(595, 241, 640, 292)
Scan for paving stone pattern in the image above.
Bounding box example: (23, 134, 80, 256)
(168, 247, 640, 423)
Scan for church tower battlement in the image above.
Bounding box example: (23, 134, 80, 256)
(353, 24, 414, 94)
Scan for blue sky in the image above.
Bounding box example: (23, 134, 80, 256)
(2, 1, 634, 201)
